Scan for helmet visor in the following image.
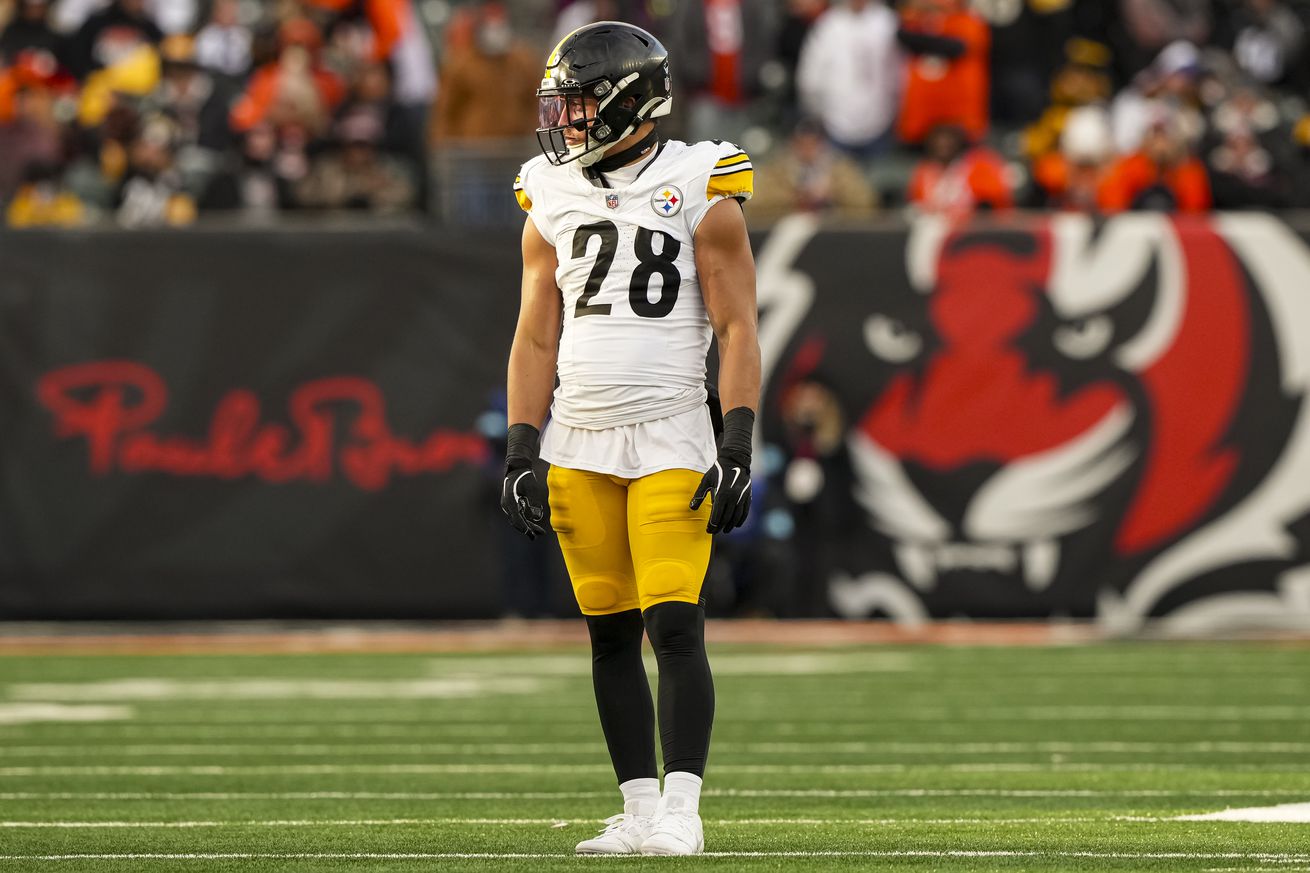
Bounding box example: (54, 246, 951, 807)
(535, 91, 603, 164)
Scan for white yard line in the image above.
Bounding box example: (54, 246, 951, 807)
(5, 678, 551, 702)
(6, 740, 1310, 757)
(8, 707, 1309, 724)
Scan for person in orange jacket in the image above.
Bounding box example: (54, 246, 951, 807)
(229, 18, 346, 136)
(896, 0, 990, 145)
(1098, 109, 1211, 212)
(907, 122, 1011, 215)
(1032, 104, 1116, 211)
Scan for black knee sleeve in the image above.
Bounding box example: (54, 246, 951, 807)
(643, 600, 715, 777)
(585, 609, 657, 783)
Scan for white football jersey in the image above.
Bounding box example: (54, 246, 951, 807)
(515, 138, 753, 432)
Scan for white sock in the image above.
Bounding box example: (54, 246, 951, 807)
(619, 777, 660, 816)
(661, 771, 703, 814)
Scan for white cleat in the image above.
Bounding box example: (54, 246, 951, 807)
(574, 812, 653, 855)
(640, 801, 704, 856)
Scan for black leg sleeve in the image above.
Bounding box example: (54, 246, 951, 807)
(643, 600, 715, 777)
(585, 609, 658, 784)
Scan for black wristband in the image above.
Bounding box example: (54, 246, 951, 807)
(505, 422, 540, 471)
(719, 406, 754, 468)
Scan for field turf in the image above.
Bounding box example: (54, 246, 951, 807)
(2, 639, 1310, 871)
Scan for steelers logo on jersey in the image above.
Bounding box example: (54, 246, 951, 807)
(651, 185, 684, 217)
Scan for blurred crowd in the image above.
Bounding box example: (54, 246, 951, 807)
(5, 0, 1310, 228)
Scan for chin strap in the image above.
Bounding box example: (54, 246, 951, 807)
(586, 126, 660, 176)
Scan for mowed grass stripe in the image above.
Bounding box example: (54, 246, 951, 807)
(5, 850, 1310, 861)
(17, 704, 1310, 721)
(0, 816, 1155, 827)
(7, 788, 1310, 800)
(7, 740, 1310, 755)
(5, 722, 1308, 743)
(9, 763, 1310, 776)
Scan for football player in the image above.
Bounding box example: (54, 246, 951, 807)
(501, 21, 759, 858)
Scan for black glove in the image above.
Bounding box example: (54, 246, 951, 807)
(690, 406, 754, 534)
(501, 423, 548, 541)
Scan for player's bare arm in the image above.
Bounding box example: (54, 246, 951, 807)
(696, 198, 760, 416)
(689, 198, 761, 534)
(501, 217, 562, 540)
(507, 216, 562, 430)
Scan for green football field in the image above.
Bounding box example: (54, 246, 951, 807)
(2, 639, 1310, 871)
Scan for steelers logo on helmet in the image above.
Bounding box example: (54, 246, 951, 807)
(651, 185, 683, 217)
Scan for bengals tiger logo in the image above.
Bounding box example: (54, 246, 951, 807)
(758, 214, 1310, 631)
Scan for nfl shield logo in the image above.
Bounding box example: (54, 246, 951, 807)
(605, 193, 620, 209)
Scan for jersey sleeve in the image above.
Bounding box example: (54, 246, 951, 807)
(686, 141, 754, 235)
(514, 158, 555, 242)
(513, 170, 532, 213)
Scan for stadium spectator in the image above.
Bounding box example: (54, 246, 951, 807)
(1110, 40, 1205, 155)
(0, 51, 68, 200)
(1228, 0, 1305, 89)
(749, 117, 877, 220)
(199, 121, 296, 215)
(63, 102, 139, 208)
(979, 0, 1076, 126)
(304, 0, 435, 205)
(145, 34, 234, 199)
(336, 60, 399, 149)
(0, 0, 62, 66)
(1022, 37, 1114, 161)
(896, 0, 990, 146)
(149, 35, 230, 148)
(1032, 104, 1115, 211)
(73, 28, 160, 128)
(773, 0, 826, 126)
(907, 122, 1011, 215)
(776, 371, 855, 618)
(66, 0, 162, 79)
(1205, 86, 1293, 208)
(6, 162, 86, 226)
(193, 0, 251, 79)
(294, 106, 413, 211)
(1098, 108, 1212, 212)
(114, 112, 196, 226)
(229, 17, 346, 137)
(430, 2, 536, 142)
(666, 0, 779, 144)
(1114, 0, 1212, 82)
(795, 0, 900, 157)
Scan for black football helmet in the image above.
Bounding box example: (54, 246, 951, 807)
(535, 21, 672, 167)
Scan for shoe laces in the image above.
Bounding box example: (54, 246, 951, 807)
(597, 812, 646, 835)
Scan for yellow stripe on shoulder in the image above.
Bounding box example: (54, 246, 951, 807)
(706, 168, 753, 201)
(714, 154, 751, 169)
(515, 188, 532, 213)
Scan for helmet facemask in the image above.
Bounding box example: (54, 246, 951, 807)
(533, 23, 672, 167)
(536, 73, 647, 167)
